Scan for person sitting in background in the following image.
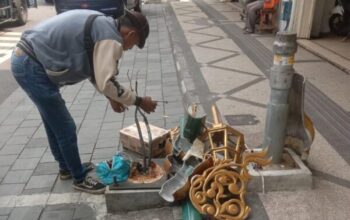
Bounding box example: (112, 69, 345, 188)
(243, 0, 264, 34)
(243, 0, 280, 34)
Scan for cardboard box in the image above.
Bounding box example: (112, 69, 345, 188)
(120, 122, 171, 157)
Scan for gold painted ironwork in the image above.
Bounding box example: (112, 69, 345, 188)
(190, 150, 270, 220)
(200, 106, 246, 163)
(190, 105, 271, 220)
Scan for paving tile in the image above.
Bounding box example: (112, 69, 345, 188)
(0, 133, 12, 145)
(100, 122, 122, 131)
(0, 216, 8, 220)
(2, 170, 33, 184)
(26, 113, 41, 120)
(0, 207, 13, 216)
(78, 144, 95, 154)
(11, 158, 40, 170)
(52, 179, 75, 193)
(44, 204, 75, 211)
(26, 138, 49, 148)
(69, 104, 89, 111)
(1, 118, 24, 126)
(6, 136, 30, 145)
(22, 187, 52, 195)
(98, 130, 118, 138)
(40, 152, 56, 163)
(20, 120, 42, 128)
(19, 147, 46, 159)
(12, 127, 37, 137)
(92, 148, 116, 160)
(0, 125, 17, 135)
(39, 207, 76, 220)
(0, 145, 25, 155)
(69, 110, 87, 118)
(0, 155, 17, 167)
(73, 204, 95, 219)
(107, 207, 174, 220)
(32, 128, 47, 139)
(0, 140, 5, 149)
(95, 139, 118, 149)
(25, 175, 57, 189)
(80, 154, 92, 163)
(0, 184, 25, 196)
(34, 162, 58, 176)
(8, 206, 43, 220)
(0, 166, 9, 179)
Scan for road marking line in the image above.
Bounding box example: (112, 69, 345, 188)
(0, 42, 16, 47)
(2, 32, 22, 36)
(0, 49, 10, 53)
(0, 37, 20, 41)
(0, 32, 21, 64)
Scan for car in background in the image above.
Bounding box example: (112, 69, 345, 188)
(53, 0, 141, 18)
(0, 0, 37, 25)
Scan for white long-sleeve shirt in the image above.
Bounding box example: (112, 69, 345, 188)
(93, 39, 136, 106)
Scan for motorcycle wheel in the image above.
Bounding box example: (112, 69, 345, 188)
(329, 13, 347, 36)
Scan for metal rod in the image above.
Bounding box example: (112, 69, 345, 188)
(134, 81, 147, 171)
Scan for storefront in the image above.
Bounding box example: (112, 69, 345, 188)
(282, 0, 336, 39)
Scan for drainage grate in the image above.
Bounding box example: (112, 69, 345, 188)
(225, 114, 259, 126)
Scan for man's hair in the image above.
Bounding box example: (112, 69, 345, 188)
(117, 11, 149, 49)
(119, 16, 134, 28)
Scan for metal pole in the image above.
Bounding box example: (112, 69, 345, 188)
(263, 32, 297, 164)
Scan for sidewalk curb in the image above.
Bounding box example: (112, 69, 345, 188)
(164, 4, 200, 108)
(298, 39, 350, 75)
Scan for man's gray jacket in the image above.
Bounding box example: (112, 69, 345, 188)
(21, 9, 136, 106)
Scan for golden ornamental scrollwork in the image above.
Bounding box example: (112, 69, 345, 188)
(189, 106, 271, 220)
(190, 160, 250, 220)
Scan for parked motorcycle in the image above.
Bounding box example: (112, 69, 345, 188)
(329, 0, 350, 36)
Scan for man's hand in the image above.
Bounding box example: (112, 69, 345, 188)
(108, 99, 127, 113)
(139, 96, 157, 114)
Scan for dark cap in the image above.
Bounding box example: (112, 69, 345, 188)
(125, 10, 149, 49)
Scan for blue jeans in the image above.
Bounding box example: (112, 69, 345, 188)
(11, 50, 86, 182)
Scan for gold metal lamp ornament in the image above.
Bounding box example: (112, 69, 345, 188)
(189, 106, 270, 220)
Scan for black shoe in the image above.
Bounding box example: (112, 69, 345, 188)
(73, 176, 106, 194)
(59, 162, 95, 180)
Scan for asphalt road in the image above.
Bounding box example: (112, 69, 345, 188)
(0, 0, 56, 105)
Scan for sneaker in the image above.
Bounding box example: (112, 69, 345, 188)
(73, 176, 106, 194)
(59, 162, 95, 180)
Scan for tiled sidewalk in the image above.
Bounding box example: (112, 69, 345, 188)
(169, 0, 350, 219)
(0, 3, 183, 220)
(1, 0, 350, 219)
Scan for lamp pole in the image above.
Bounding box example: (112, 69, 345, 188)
(263, 32, 298, 164)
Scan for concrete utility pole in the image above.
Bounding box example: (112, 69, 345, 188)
(263, 32, 297, 164)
